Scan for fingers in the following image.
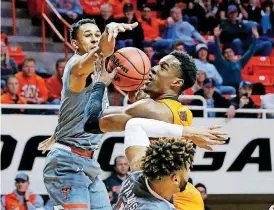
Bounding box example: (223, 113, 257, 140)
(108, 28, 114, 42)
(209, 130, 228, 136)
(208, 125, 222, 130)
(112, 28, 119, 40)
(118, 25, 126, 32)
(90, 46, 100, 55)
(202, 145, 213, 151)
(130, 22, 138, 29)
(109, 68, 117, 79)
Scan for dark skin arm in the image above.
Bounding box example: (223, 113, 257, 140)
(99, 99, 174, 133)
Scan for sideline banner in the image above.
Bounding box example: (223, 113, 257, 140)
(1, 115, 274, 194)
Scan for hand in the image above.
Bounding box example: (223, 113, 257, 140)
(67, 11, 76, 19)
(183, 125, 228, 151)
(24, 190, 30, 201)
(93, 53, 117, 86)
(214, 25, 222, 37)
(225, 105, 236, 119)
(239, 96, 249, 108)
(105, 22, 138, 42)
(252, 27, 259, 38)
(188, 2, 194, 9)
(38, 135, 55, 154)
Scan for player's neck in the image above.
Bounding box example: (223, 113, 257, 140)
(156, 92, 178, 101)
(149, 180, 173, 202)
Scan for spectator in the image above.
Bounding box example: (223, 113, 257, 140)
(80, 0, 105, 19)
(195, 183, 211, 210)
(220, 5, 272, 56)
(143, 43, 162, 66)
(261, 1, 273, 37)
(139, 4, 174, 52)
(137, 0, 158, 11)
(1, 40, 18, 89)
(191, 78, 236, 118)
(244, 0, 261, 23)
(164, 7, 210, 55)
(261, 94, 274, 118)
(200, 0, 219, 34)
(15, 58, 48, 104)
(1, 76, 26, 104)
(218, 0, 248, 20)
(108, 0, 130, 19)
(1, 173, 44, 210)
(194, 43, 236, 94)
(116, 3, 144, 49)
(46, 58, 66, 105)
(230, 81, 258, 118)
(104, 156, 129, 205)
(50, 0, 83, 41)
(172, 40, 185, 52)
(214, 26, 257, 88)
(95, 3, 115, 33)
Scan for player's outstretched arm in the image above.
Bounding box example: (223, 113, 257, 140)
(69, 22, 138, 92)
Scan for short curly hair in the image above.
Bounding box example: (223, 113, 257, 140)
(141, 138, 195, 180)
(70, 19, 97, 41)
(169, 51, 197, 91)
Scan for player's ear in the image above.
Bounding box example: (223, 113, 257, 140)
(71, 39, 79, 53)
(171, 78, 184, 90)
(171, 173, 179, 186)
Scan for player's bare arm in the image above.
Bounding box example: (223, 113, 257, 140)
(69, 21, 138, 93)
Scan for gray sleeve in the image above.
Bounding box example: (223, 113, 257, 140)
(34, 195, 44, 208)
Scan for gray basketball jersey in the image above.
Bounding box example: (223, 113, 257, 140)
(114, 172, 176, 210)
(54, 54, 107, 151)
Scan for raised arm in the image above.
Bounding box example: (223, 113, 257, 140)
(69, 22, 138, 92)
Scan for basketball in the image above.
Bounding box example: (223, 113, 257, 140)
(107, 47, 151, 91)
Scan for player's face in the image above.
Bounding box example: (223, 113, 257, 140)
(144, 55, 182, 99)
(73, 23, 101, 55)
(22, 61, 36, 77)
(171, 168, 190, 193)
(15, 179, 29, 194)
(7, 77, 19, 94)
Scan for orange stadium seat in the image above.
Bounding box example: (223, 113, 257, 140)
(183, 88, 194, 95)
(248, 56, 271, 65)
(222, 94, 235, 99)
(242, 75, 272, 86)
(250, 95, 262, 107)
(253, 65, 274, 76)
(270, 56, 274, 65)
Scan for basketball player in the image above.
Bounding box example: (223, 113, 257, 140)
(83, 51, 227, 208)
(39, 19, 138, 210)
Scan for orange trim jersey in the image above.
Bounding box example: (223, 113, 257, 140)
(157, 99, 204, 210)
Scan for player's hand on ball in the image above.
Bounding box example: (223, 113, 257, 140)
(38, 135, 55, 154)
(94, 53, 117, 86)
(183, 126, 228, 151)
(106, 22, 138, 41)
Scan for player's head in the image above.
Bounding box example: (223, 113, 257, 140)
(70, 19, 101, 55)
(142, 139, 195, 194)
(144, 51, 197, 99)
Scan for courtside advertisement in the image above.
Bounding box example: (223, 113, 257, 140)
(1, 115, 274, 194)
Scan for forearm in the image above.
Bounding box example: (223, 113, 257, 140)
(99, 31, 115, 57)
(239, 5, 248, 19)
(83, 82, 106, 133)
